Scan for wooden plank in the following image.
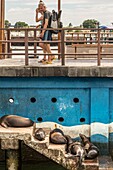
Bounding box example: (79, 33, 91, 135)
(72, 44, 113, 48)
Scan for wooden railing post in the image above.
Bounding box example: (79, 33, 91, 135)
(7, 29, 11, 58)
(97, 28, 101, 66)
(58, 0, 61, 59)
(25, 30, 28, 65)
(61, 29, 65, 65)
(34, 29, 37, 58)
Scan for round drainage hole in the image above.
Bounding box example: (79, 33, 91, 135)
(37, 117, 43, 122)
(58, 117, 64, 122)
(80, 118, 85, 123)
(73, 98, 79, 103)
(51, 98, 57, 103)
(30, 97, 36, 103)
(9, 98, 14, 103)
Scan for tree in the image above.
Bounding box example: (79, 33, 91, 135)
(82, 19, 100, 28)
(14, 21, 29, 28)
(68, 23, 73, 27)
(67, 23, 73, 32)
(5, 20, 11, 28)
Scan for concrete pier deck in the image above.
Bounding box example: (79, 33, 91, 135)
(0, 58, 113, 77)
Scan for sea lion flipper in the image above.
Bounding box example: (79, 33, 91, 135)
(1, 122, 8, 128)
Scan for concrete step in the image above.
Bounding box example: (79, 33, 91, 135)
(81, 158, 99, 170)
(48, 143, 66, 152)
(99, 156, 113, 170)
(48, 143, 66, 157)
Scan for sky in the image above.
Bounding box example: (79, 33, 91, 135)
(5, 0, 113, 27)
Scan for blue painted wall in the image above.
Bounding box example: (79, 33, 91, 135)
(0, 77, 113, 155)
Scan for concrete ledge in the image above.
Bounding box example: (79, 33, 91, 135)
(0, 66, 113, 77)
(81, 158, 99, 170)
(1, 139, 19, 150)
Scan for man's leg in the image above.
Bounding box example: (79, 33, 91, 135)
(39, 41, 47, 61)
(45, 43, 52, 62)
(39, 31, 53, 63)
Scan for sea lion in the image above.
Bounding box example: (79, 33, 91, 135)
(65, 135, 86, 164)
(34, 128, 46, 141)
(65, 135, 73, 152)
(0, 115, 34, 128)
(79, 133, 99, 159)
(49, 128, 67, 144)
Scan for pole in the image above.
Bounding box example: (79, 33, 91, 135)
(58, 0, 61, 11)
(61, 29, 65, 65)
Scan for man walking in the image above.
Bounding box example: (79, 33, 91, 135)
(38, 1, 54, 64)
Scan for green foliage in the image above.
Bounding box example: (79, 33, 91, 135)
(66, 23, 73, 32)
(82, 19, 100, 28)
(5, 20, 11, 28)
(68, 23, 73, 27)
(14, 21, 29, 28)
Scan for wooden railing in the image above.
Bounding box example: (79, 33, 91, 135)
(0, 27, 113, 66)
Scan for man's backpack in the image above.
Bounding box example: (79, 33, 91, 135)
(49, 10, 63, 34)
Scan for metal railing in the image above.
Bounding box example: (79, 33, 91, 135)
(0, 27, 113, 66)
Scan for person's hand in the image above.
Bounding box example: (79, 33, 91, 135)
(36, 24, 41, 28)
(36, 8, 39, 13)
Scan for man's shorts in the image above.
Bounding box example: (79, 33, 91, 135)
(42, 30, 52, 41)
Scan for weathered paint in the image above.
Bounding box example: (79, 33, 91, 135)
(0, 77, 113, 155)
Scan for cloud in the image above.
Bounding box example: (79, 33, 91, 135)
(8, 8, 30, 12)
(5, 0, 113, 27)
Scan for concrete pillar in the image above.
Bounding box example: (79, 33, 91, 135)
(5, 149, 21, 170)
(1, 139, 21, 170)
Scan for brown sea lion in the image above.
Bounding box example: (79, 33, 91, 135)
(79, 133, 99, 159)
(49, 128, 67, 144)
(65, 135, 73, 152)
(65, 135, 86, 164)
(0, 115, 34, 128)
(34, 128, 46, 141)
